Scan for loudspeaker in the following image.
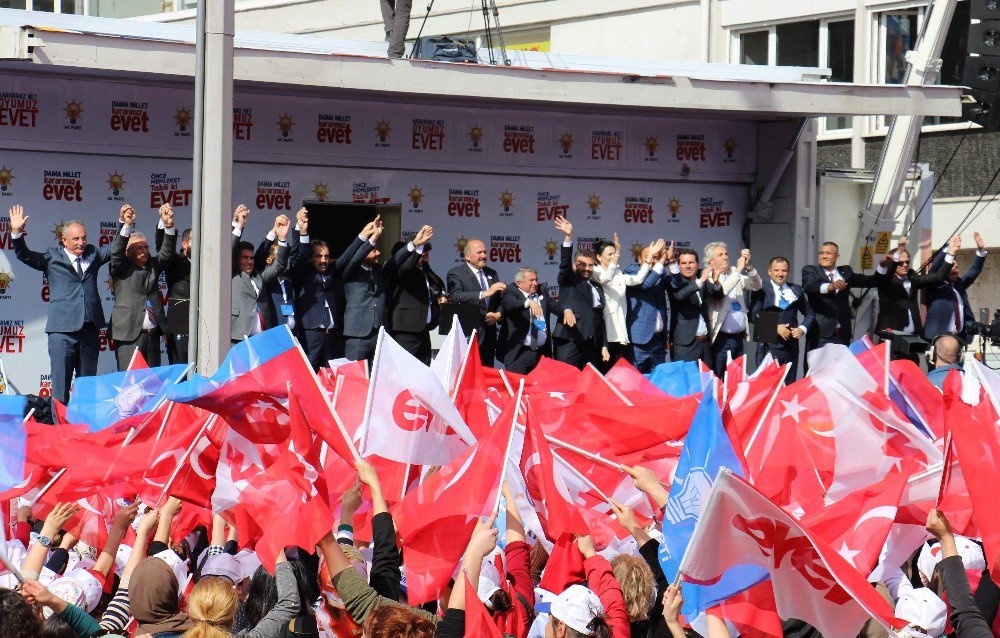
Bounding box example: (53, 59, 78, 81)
(968, 21, 1000, 56)
(963, 2, 1000, 130)
(971, 0, 1000, 20)
(962, 52, 1000, 90)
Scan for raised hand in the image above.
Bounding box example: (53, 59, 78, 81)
(554, 215, 573, 238)
(975, 231, 986, 251)
(465, 515, 500, 560)
(42, 502, 80, 536)
(112, 502, 141, 530)
(8, 204, 28, 234)
(609, 499, 638, 533)
(613, 232, 621, 255)
(666, 240, 675, 263)
(897, 235, 908, 252)
(341, 482, 362, 521)
(120, 204, 137, 227)
(137, 508, 160, 539)
(274, 214, 290, 241)
(158, 203, 174, 228)
(233, 204, 251, 228)
(949, 235, 961, 254)
(576, 534, 596, 559)
(355, 459, 382, 493)
(413, 225, 433, 246)
(737, 248, 751, 271)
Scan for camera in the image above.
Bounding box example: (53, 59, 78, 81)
(966, 309, 1000, 346)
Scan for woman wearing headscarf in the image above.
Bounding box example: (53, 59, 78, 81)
(130, 557, 191, 638)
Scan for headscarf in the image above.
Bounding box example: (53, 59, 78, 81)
(130, 557, 191, 635)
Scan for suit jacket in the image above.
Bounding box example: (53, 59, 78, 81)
(155, 227, 191, 300)
(801, 264, 878, 340)
(668, 272, 710, 347)
(14, 232, 115, 333)
(108, 229, 175, 342)
(446, 262, 502, 341)
(288, 236, 363, 331)
(231, 233, 288, 341)
(256, 232, 302, 330)
(622, 263, 668, 345)
(498, 285, 555, 364)
(341, 239, 387, 338)
(553, 244, 605, 346)
(389, 244, 445, 333)
(874, 254, 951, 334)
(705, 266, 763, 341)
(924, 249, 985, 339)
(749, 279, 815, 351)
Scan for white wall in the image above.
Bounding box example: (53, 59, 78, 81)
(549, 4, 703, 61)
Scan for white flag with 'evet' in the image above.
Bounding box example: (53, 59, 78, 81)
(361, 330, 477, 466)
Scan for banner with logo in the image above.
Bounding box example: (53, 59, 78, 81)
(0, 74, 755, 394)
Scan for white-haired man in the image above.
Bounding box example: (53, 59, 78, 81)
(703, 241, 761, 377)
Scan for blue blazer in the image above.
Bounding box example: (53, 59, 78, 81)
(14, 234, 114, 333)
(924, 249, 985, 339)
(623, 264, 668, 345)
(749, 279, 815, 350)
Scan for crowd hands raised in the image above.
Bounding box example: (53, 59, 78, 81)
(3, 457, 995, 638)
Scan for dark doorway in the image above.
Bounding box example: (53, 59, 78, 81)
(301, 201, 402, 259)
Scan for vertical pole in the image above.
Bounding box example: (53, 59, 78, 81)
(186, 0, 206, 368)
(192, 0, 235, 374)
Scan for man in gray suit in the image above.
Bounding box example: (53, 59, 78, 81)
(109, 203, 177, 370)
(341, 217, 387, 363)
(10, 204, 124, 403)
(230, 205, 290, 344)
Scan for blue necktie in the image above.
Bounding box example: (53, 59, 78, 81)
(478, 270, 488, 306)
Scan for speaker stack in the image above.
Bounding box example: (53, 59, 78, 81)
(964, 0, 1000, 129)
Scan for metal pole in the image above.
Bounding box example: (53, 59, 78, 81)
(186, 0, 206, 368)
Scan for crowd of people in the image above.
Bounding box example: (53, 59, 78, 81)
(7, 202, 988, 403)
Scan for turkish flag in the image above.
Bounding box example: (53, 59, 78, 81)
(724, 361, 788, 454)
(464, 573, 503, 638)
(707, 581, 783, 638)
(393, 383, 520, 605)
(604, 358, 667, 404)
(682, 472, 906, 638)
(452, 342, 504, 440)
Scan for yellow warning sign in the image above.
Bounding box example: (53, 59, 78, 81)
(860, 245, 874, 270)
(875, 232, 892, 255)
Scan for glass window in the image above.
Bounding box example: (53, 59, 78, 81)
(884, 12, 919, 83)
(0, 1, 28, 8)
(740, 31, 769, 65)
(777, 20, 820, 67)
(61, 0, 83, 13)
(32, 0, 55, 10)
(826, 20, 855, 131)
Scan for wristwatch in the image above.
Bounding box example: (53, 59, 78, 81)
(37, 535, 53, 548)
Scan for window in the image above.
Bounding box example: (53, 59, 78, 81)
(740, 31, 769, 65)
(882, 12, 919, 84)
(777, 20, 820, 67)
(825, 20, 855, 131)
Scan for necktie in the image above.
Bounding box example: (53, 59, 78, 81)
(75, 257, 84, 278)
(953, 289, 962, 332)
(478, 269, 488, 307)
(827, 271, 835, 283)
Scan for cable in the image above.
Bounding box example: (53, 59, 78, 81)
(902, 122, 975, 235)
(917, 160, 1000, 271)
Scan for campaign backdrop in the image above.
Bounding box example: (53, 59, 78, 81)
(0, 74, 754, 394)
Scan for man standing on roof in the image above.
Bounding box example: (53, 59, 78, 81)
(380, 0, 412, 59)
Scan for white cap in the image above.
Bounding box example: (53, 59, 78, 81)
(234, 549, 262, 583)
(48, 568, 103, 614)
(202, 553, 242, 583)
(895, 587, 947, 638)
(115, 545, 133, 576)
(154, 549, 190, 595)
(478, 559, 503, 607)
(917, 536, 986, 582)
(550, 585, 604, 636)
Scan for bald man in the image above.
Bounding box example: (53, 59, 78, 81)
(446, 238, 504, 366)
(926, 334, 964, 391)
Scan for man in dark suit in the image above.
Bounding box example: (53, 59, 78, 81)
(341, 218, 387, 363)
(446, 238, 505, 366)
(551, 216, 607, 369)
(667, 248, 711, 364)
(388, 225, 443, 365)
(801, 241, 879, 352)
(749, 256, 815, 380)
(255, 208, 307, 339)
(624, 240, 670, 373)
(499, 267, 554, 374)
(288, 213, 373, 371)
(155, 222, 192, 365)
(108, 203, 176, 370)
(230, 205, 290, 344)
(924, 231, 987, 341)
(874, 235, 953, 358)
(10, 204, 122, 403)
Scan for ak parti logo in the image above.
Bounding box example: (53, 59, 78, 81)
(644, 135, 660, 160)
(630, 241, 644, 263)
(543, 238, 560, 262)
(276, 113, 294, 141)
(374, 119, 392, 146)
(312, 182, 329, 201)
(586, 193, 602, 217)
(667, 196, 682, 221)
(454, 235, 469, 259)
(408, 186, 425, 210)
(0, 165, 14, 195)
(557, 131, 574, 157)
(723, 137, 738, 162)
(107, 171, 126, 199)
(0, 270, 13, 296)
(173, 108, 192, 136)
(467, 124, 485, 150)
(499, 190, 514, 216)
(63, 99, 84, 128)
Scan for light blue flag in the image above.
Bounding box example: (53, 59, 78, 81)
(66, 364, 189, 430)
(658, 391, 769, 616)
(646, 360, 710, 398)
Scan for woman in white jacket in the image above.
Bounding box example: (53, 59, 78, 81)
(592, 234, 664, 370)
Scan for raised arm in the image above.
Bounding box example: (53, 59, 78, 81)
(153, 204, 176, 272)
(358, 459, 402, 601)
(9, 204, 50, 272)
(109, 205, 134, 278)
(555, 215, 575, 287)
(260, 215, 290, 286)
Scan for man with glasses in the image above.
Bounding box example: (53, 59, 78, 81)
(108, 203, 176, 370)
(801, 241, 879, 352)
(874, 235, 954, 360)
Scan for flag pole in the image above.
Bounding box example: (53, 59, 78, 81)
(585, 363, 633, 406)
(491, 380, 524, 515)
(673, 467, 730, 586)
(28, 468, 67, 508)
(514, 424, 623, 472)
(449, 328, 477, 400)
(357, 326, 386, 457)
(21, 408, 34, 423)
(153, 414, 217, 508)
(497, 368, 515, 397)
(742, 362, 790, 457)
(551, 450, 615, 505)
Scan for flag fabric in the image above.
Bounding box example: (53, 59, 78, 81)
(658, 391, 766, 616)
(430, 319, 469, 394)
(464, 572, 504, 638)
(393, 383, 520, 605)
(681, 471, 906, 638)
(707, 581, 783, 638)
(127, 348, 150, 371)
(67, 364, 189, 431)
(725, 362, 788, 454)
(452, 341, 503, 440)
(647, 361, 709, 398)
(604, 359, 667, 404)
(0, 395, 29, 493)
(362, 330, 476, 466)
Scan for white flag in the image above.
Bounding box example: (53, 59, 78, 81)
(430, 319, 469, 394)
(362, 331, 476, 465)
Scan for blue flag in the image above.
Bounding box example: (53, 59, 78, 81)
(658, 391, 768, 616)
(0, 395, 28, 492)
(646, 361, 711, 398)
(66, 364, 189, 431)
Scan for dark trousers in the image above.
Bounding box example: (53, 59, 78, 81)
(672, 338, 709, 365)
(345, 328, 378, 364)
(303, 328, 345, 371)
(478, 327, 498, 368)
(165, 333, 189, 365)
(115, 330, 163, 371)
(48, 322, 100, 404)
(380, 0, 413, 57)
(629, 333, 666, 374)
(756, 342, 799, 381)
(554, 337, 599, 370)
(711, 331, 744, 379)
(393, 329, 431, 365)
(503, 344, 542, 375)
